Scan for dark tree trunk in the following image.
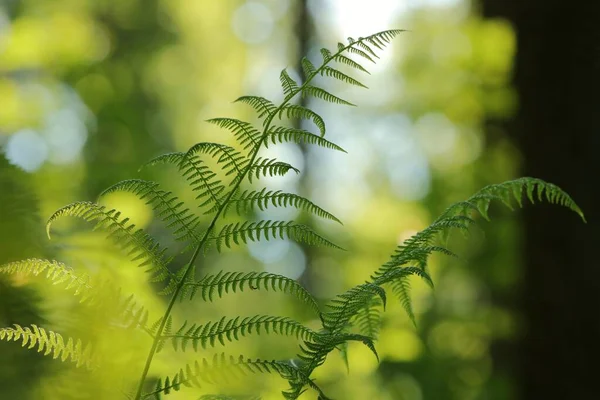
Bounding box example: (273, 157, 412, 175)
(483, 1, 600, 398)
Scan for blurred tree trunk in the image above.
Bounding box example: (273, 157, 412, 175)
(483, 1, 600, 398)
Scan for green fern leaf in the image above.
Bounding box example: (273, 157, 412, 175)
(332, 54, 370, 74)
(300, 57, 317, 80)
(206, 118, 261, 150)
(0, 259, 93, 300)
(225, 187, 341, 223)
(277, 104, 326, 137)
(280, 69, 300, 96)
(210, 220, 342, 252)
(143, 152, 226, 211)
(99, 179, 202, 243)
(234, 96, 277, 120)
(145, 354, 322, 400)
(166, 316, 316, 352)
(185, 142, 248, 179)
(320, 66, 367, 88)
(47, 202, 173, 284)
(246, 157, 300, 183)
(266, 126, 345, 152)
(183, 270, 321, 317)
(301, 85, 355, 106)
(0, 324, 95, 368)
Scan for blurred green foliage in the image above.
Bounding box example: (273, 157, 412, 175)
(1, 0, 524, 399)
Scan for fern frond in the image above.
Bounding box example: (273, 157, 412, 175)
(332, 54, 370, 74)
(390, 276, 415, 326)
(368, 177, 584, 324)
(183, 271, 321, 317)
(234, 96, 277, 120)
(100, 179, 202, 243)
(207, 118, 262, 151)
(277, 104, 326, 137)
(266, 126, 346, 152)
(0, 259, 93, 300)
(0, 324, 95, 368)
(280, 69, 300, 96)
(143, 152, 226, 211)
(301, 85, 355, 106)
(321, 283, 387, 332)
(164, 316, 316, 352)
(47, 202, 173, 284)
(246, 158, 300, 183)
(185, 142, 248, 179)
(210, 220, 342, 252)
(225, 188, 341, 224)
(198, 396, 261, 400)
(351, 297, 383, 339)
(300, 57, 317, 80)
(144, 354, 321, 400)
(320, 66, 367, 88)
(116, 293, 151, 333)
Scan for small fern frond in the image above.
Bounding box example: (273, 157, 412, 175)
(47, 202, 173, 284)
(99, 179, 202, 243)
(225, 188, 341, 224)
(277, 104, 326, 137)
(300, 57, 317, 80)
(210, 220, 342, 252)
(116, 294, 151, 333)
(266, 126, 346, 152)
(246, 158, 300, 183)
(320, 66, 367, 88)
(280, 69, 300, 96)
(0, 324, 95, 368)
(234, 96, 277, 120)
(183, 271, 321, 317)
(164, 316, 316, 352)
(301, 85, 355, 106)
(0, 259, 93, 300)
(390, 276, 415, 327)
(207, 118, 262, 150)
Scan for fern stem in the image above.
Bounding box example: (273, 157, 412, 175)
(132, 34, 380, 400)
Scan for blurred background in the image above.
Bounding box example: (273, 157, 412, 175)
(0, 0, 597, 399)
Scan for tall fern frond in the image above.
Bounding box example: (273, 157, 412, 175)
(46, 202, 173, 284)
(224, 188, 341, 223)
(210, 220, 342, 252)
(99, 179, 202, 243)
(0, 325, 95, 369)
